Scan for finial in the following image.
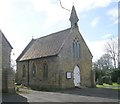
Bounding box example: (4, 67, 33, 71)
(32, 36, 34, 39)
(69, 5, 79, 28)
(72, 2, 74, 6)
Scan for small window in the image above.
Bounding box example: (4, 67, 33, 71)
(22, 65, 26, 77)
(32, 64, 36, 77)
(43, 63, 48, 79)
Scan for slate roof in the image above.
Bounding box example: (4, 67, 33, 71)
(17, 28, 71, 61)
(17, 6, 93, 62)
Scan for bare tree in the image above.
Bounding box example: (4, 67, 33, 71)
(100, 54, 113, 70)
(105, 37, 118, 69)
(93, 54, 113, 70)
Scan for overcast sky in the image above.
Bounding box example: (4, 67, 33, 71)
(0, 0, 119, 64)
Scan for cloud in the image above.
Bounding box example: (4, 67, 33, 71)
(31, 0, 51, 12)
(0, 0, 12, 28)
(0, 0, 118, 63)
(0, 0, 116, 29)
(43, 3, 70, 28)
(108, 8, 118, 19)
(29, 0, 114, 28)
(90, 17, 99, 27)
(91, 0, 112, 8)
(85, 39, 107, 61)
(85, 36, 118, 62)
(101, 33, 112, 39)
(107, 8, 118, 24)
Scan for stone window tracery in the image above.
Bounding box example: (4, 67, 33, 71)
(73, 38, 80, 58)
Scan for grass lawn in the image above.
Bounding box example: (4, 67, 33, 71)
(96, 83, 120, 90)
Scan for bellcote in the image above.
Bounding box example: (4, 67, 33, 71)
(69, 6, 79, 28)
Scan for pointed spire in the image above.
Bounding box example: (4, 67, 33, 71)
(69, 5, 79, 28)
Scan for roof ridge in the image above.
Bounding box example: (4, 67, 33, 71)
(17, 28, 71, 61)
(36, 28, 71, 40)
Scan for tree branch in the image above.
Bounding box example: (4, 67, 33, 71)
(58, 0, 70, 11)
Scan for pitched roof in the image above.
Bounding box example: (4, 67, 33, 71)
(0, 30, 13, 49)
(16, 39, 35, 61)
(18, 28, 71, 61)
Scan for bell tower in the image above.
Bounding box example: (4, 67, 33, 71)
(69, 6, 79, 28)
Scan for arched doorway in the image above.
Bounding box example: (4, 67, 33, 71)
(73, 66, 80, 87)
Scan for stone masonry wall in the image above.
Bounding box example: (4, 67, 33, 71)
(16, 27, 95, 90)
(0, 32, 2, 104)
(59, 27, 95, 88)
(2, 33, 14, 93)
(16, 56, 61, 90)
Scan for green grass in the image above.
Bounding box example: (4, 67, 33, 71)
(15, 84, 31, 94)
(112, 83, 120, 86)
(96, 83, 120, 90)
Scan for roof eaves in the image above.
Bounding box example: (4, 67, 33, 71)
(16, 39, 36, 61)
(17, 28, 71, 62)
(19, 54, 58, 62)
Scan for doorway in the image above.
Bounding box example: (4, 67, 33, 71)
(73, 66, 80, 87)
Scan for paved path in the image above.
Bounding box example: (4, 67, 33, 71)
(2, 88, 119, 103)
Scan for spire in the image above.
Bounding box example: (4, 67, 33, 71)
(69, 5, 79, 28)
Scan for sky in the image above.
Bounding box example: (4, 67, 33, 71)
(0, 0, 119, 66)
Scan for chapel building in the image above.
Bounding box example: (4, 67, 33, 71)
(16, 6, 95, 90)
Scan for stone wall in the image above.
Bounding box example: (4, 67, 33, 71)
(0, 32, 2, 103)
(16, 27, 95, 90)
(16, 56, 61, 90)
(59, 27, 95, 88)
(1, 32, 14, 93)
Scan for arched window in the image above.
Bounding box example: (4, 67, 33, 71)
(32, 64, 36, 77)
(22, 65, 26, 77)
(73, 42, 75, 57)
(78, 43, 81, 58)
(73, 39, 80, 58)
(43, 63, 48, 79)
(77, 42, 80, 58)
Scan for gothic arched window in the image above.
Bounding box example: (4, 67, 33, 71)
(73, 42, 75, 57)
(32, 64, 36, 77)
(73, 39, 80, 58)
(77, 42, 80, 58)
(22, 65, 26, 77)
(43, 63, 48, 79)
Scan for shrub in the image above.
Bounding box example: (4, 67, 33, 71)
(111, 69, 120, 82)
(117, 77, 120, 84)
(97, 77, 103, 85)
(102, 76, 112, 85)
(15, 86, 19, 92)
